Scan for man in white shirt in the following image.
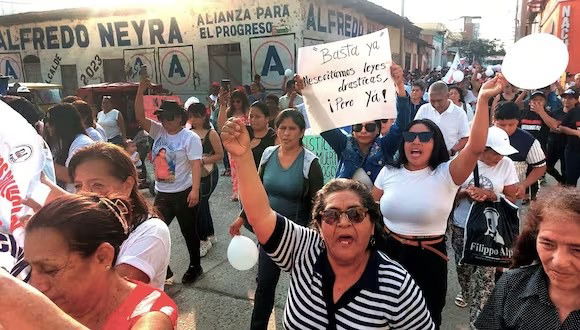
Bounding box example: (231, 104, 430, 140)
(278, 79, 304, 110)
(415, 81, 470, 155)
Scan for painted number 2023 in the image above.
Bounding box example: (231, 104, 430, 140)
(80, 55, 103, 85)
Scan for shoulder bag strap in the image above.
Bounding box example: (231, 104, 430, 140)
(473, 163, 480, 188)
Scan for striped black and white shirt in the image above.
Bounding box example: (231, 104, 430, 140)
(263, 214, 435, 330)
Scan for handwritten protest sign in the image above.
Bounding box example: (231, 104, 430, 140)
(303, 135, 338, 183)
(143, 95, 182, 121)
(297, 28, 396, 134)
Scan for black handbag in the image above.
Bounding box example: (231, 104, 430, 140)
(460, 164, 520, 267)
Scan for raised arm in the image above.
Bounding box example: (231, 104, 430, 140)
(379, 64, 409, 158)
(449, 75, 507, 185)
(216, 88, 231, 132)
(220, 118, 276, 244)
(134, 80, 152, 133)
(0, 271, 87, 329)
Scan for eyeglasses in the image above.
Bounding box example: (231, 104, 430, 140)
(402, 131, 434, 143)
(352, 123, 377, 132)
(319, 207, 368, 225)
(158, 113, 176, 122)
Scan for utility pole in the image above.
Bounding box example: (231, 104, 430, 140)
(514, 0, 520, 42)
(400, 0, 406, 69)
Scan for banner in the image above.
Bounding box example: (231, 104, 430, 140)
(442, 52, 460, 84)
(303, 135, 338, 183)
(143, 95, 183, 121)
(297, 28, 396, 134)
(0, 101, 49, 243)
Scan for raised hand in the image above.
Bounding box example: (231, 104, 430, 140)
(294, 75, 305, 93)
(220, 117, 251, 157)
(390, 63, 404, 87)
(479, 74, 507, 99)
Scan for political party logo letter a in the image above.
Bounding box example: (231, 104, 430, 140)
(261, 46, 284, 76)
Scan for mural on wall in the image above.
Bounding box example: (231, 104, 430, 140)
(196, 5, 291, 39)
(159, 45, 196, 95)
(0, 53, 23, 82)
(45, 54, 62, 83)
(123, 48, 157, 83)
(250, 33, 295, 90)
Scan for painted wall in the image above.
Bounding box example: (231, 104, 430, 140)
(0, 0, 390, 99)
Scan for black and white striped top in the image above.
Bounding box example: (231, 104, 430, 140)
(263, 214, 435, 330)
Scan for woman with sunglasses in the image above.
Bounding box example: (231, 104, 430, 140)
(1, 194, 178, 329)
(372, 75, 507, 328)
(220, 117, 435, 329)
(187, 102, 224, 257)
(231, 109, 323, 329)
(135, 79, 204, 284)
(217, 89, 250, 201)
(300, 64, 411, 188)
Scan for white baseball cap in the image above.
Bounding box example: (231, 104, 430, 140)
(184, 96, 200, 111)
(486, 126, 518, 155)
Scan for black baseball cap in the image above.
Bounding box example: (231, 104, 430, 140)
(153, 100, 185, 116)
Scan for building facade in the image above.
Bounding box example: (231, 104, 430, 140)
(0, 0, 426, 99)
(522, 0, 580, 73)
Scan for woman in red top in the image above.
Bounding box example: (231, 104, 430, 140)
(0, 194, 177, 329)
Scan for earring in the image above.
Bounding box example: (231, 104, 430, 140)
(105, 265, 111, 271)
(369, 235, 376, 247)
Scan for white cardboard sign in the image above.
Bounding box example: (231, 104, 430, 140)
(297, 28, 396, 133)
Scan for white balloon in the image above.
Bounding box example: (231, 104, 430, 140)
(446, 61, 452, 67)
(227, 235, 259, 270)
(435, 65, 442, 72)
(493, 64, 502, 72)
(502, 33, 569, 90)
(452, 70, 465, 83)
(284, 69, 294, 77)
(485, 69, 495, 77)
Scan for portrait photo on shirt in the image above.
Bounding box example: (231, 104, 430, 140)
(152, 145, 176, 183)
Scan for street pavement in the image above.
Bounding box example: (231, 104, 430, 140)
(147, 164, 480, 330)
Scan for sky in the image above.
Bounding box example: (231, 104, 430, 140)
(1, 0, 518, 45)
(371, 0, 519, 45)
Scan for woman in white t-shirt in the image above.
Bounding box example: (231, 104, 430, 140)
(97, 96, 126, 146)
(135, 79, 204, 285)
(72, 100, 106, 142)
(44, 103, 94, 191)
(449, 85, 475, 121)
(68, 142, 171, 290)
(372, 75, 508, 328)
(451, 126, 519, 327)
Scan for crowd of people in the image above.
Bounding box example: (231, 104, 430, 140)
(0, 59, 579, 330)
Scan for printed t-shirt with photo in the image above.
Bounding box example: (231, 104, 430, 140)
(453, 158, 519, 228)
(150, 121, 202, 193)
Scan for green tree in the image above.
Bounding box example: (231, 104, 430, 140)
(450, 38, 506, 62)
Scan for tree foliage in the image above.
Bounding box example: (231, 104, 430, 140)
(450, 38, 506, 62)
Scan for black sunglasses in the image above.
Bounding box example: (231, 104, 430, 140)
(158, 113, 176, 122)
(352, 123, 377, 133)
(319, 207, 368, 225)
(402, 131, 434, 143)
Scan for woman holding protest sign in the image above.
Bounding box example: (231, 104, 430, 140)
(220, 115, 435, 330)
(296, 64, 411, 188)
(230, 109, 323, 329)
(372, 74, 507, 328)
